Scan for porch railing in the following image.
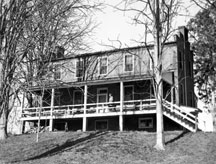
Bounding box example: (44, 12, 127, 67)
(21, 99, 156, 118)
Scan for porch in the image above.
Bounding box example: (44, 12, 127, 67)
(21, 79, 175, 132)
(21, 98, 157, 120)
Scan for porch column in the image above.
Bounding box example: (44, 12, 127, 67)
(49, 88, 55, 131)
(83, 84, 87, 132)
(119, 81, 124, 131)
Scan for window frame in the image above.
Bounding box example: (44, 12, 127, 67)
(97, 88, 108, 103)
(53, 64, 61, 80)
(138, 117, 153, 129)
(76, 58, 84, 78)
(98, 56, 108, 75)
(95, 120, 108, 131)
(124, 54, 134, 72)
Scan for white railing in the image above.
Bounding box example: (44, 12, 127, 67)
(21, 99, 156, 118)
(163, 99, 198, 130)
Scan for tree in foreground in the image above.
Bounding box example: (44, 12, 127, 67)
(117, 0, 181, 150)
(0, 0, 99, 140)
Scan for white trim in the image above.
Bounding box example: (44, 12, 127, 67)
(138, 117, 153, 129)
(95, 119, 108, 130)
(124, 54, 134, 72)
(124, 85, 134, 101)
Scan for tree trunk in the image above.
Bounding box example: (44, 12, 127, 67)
(153, 0, 165, 150)
(0, 109, 7, 140)
(154, 74, 165, 150)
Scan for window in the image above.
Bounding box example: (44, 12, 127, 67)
(138, 118, 153, 129)
(97, 88, 108, 103)
(99, 57, 108, 74)
(124, 85, 134, 101)
(124, 54, 133, 72)
(76, 59, 84, 77)
(54, 64, 61, 80)
(95, 120, 108, 130)
(73, 90, 84, 105)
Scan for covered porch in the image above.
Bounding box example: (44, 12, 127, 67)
(21, 78, 175, 132)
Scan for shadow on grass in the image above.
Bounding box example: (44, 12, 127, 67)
(24, 131, 108, 162)
(165, 131, 188, 145)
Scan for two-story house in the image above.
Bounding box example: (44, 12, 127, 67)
(20, 26, 197, 133)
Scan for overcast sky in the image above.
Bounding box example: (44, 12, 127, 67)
(88, 0, 200, 52)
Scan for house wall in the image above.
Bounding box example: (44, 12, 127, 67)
(49, 44, 178, 84)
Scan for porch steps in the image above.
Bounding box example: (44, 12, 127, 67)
(163, 100, 198, 132)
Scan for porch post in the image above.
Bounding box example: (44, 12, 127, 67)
(119, 81, 124, 131)
(83, 84, 87, 132)
(49, 88, 55, 131)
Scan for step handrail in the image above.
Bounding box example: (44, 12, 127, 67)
(163, 99, 198, 128)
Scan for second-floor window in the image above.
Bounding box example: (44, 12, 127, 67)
(99, 57, 108, 75)
(54, 64, 61, 80)
(76, 59, 84, 77)
(125, 54, 133, 72)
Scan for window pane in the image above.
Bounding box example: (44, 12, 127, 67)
(54, 64, 61, 80)
(98, 95, 107, 103)
(98, 89, 107, 94)
(125, 55, 133, 71)
(100, 57, 107, 74)
(76, 60, 84, 77)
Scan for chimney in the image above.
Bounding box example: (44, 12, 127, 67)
(178, 26, 188, 42)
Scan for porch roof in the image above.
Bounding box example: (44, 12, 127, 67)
(28, 74, 153, 91)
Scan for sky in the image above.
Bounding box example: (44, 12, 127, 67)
(88, 0, 201, 52)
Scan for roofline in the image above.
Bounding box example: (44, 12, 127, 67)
(51, 41, 177, 62)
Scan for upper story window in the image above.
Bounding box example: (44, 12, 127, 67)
(76, 59, 84, 77)
(54, 64, 61, 80)
(99, 57, 108, 75)
(124, 54, 133, 72)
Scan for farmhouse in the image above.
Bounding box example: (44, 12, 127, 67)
(18, 26, 198, 133)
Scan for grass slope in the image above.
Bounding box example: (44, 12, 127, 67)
(0, 131, 215, 164)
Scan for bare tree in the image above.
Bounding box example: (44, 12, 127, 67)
(0, 0, 100, 140)
(115, 0, 181, 150)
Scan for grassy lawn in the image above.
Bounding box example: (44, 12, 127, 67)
(0, 131, 215, 164)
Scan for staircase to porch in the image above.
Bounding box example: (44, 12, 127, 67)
(163, 100, 198, 132)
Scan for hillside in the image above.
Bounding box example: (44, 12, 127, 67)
(0, 131, 215, 164)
